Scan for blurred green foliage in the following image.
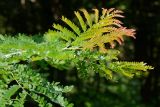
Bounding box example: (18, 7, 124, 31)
(0, 0, 160, 107)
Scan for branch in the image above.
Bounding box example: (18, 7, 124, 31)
(3, 50, 26, 58)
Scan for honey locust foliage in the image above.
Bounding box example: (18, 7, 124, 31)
(0, 8, 153, 107)
(47, 8, 136, 53)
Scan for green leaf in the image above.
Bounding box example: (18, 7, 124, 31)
(62, 16, 81, 35)
(74, 11, 87, 32)
(12, 91, 27, 107)
(3, 85, 20, 100)
(80, 9, 92, 27)
(53, 24, 77, 40)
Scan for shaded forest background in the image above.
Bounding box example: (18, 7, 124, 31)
(0, 0, 160, 107)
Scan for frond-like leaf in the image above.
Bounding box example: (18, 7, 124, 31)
(51, 8, 135, 53)
(93, 9, 99, 23)
(80, 9, 92, 27)
(53, 24, 77, 40)
(0, 85, 20, 106)
(74, 11, 87, 32)
(101, 8, 107, 19)
(3, 85, 20, 100)
(12, 91, 27, 107)
(61, 16, 81, 35)
(108, 61, 154, 78)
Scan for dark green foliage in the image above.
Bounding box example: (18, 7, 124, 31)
(0, 8, 153, 106)
(0, 64, 73, 107)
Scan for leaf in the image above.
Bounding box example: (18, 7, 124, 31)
(0, 34, 5, 41)
(101, 8, 107, 19)
(52, 8, 136, 53)
(62, 16, 81, 35)
(93, 9, 99, 23)
(101, 64, 113, 79)
(108, 61, 153, 77)
(0, 85, 20, 106)
(74, 11, 87, 32)
(12, 91, 27, 107)
(80, 9, 92, 27)
(53, 24, 77, 40)
(3, 85, 20, 100)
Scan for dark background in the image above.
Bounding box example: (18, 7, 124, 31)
(0, 0, 160, 107)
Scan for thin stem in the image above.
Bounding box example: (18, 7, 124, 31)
(3, 50, 26, 58)
(10, 72, 33, 101)
(62, 47, 82, 50)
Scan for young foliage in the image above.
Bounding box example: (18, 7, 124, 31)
(45, 8, 153, 78)
(48, 8, 135, 53)
(0, 8, 153, 106)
